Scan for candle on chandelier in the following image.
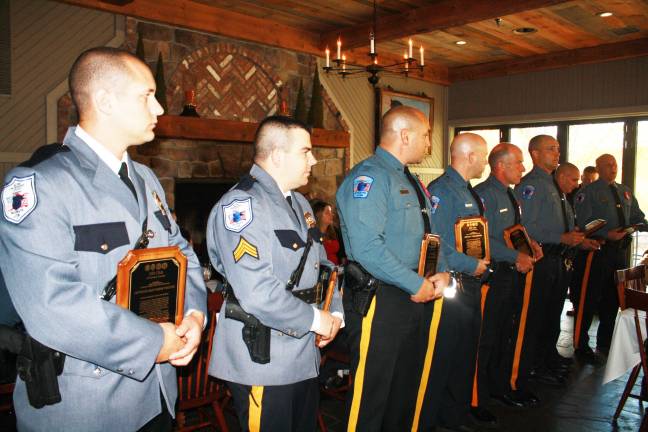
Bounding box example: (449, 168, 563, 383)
(370, 32, 375, 54)
(342, 54, 346, 71)
(325, 48, 330, 68)
(337, 38, 342, 60)
(408, 38, 413, 59)
(420, 46, 424, 66)
(404, 53, 408, 70)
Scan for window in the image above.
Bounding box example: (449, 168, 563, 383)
(567, 122, 624, 180)
(510, 125, 557, 175)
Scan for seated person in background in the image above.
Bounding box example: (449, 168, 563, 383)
(312, 200, 345, 265)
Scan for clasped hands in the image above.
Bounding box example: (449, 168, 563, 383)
(156, 311, 205, 365)
(411, 272, 451, 303)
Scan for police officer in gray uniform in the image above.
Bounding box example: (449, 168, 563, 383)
(337, 106, 450, 431)
(574, 153, 646, 356)
(207, 116, 343, 432)
(0, 47, 207, 432)
(514, 135, 584, 385)
(474, 143, 539, 408)
(425, 133, 493, 430)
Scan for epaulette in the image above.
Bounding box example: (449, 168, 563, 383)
(234, 174, 257, 191)
(19, 143, 70, 168)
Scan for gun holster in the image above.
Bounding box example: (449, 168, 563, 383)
(224, 290, 271, 365)
(15, 333, 65, 409)
(344, 261, 379, 316)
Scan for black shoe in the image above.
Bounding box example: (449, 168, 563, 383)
(548, 362, 570, 373)
(513, 389, 540, 407)
(576, 348, 604, 365)
(530, 369, 566, 386)
(553, 355, 573, 366)
(491, 393, 526, 408)
(470, 406, 497, 425)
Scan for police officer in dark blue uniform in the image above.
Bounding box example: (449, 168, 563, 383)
(474, 143, 540, 409)
(423, 133, 493, 431)
(514, 135, 585, 385)
(337, 106, 451, 431)
(574, 154, 647, 356)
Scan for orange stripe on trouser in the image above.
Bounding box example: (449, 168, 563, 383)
(411, 297, 444, 432)
(574, 251, 595, 349)
(471, 284, 490, 407)
(510, 269, 533, 391)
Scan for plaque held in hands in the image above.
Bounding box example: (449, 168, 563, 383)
(503, 224, 535, 259)
(454, 216, 490, 261)
(116, 246, 186, 326)
(418, 234, 441, 277)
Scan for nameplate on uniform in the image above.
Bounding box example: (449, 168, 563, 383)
(418, 233, 441, 277)
(584, 219, 606, 237)
(454, 216, 490, 261)
(116, 246, 186, 326)
(503, 224, 535, 259)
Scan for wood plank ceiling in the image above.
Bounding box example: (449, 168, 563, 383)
(59, 0, 648, 84)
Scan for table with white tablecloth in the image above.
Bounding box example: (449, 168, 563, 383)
(603, 308, 647, 384)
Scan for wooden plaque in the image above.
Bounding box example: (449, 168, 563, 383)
(116, 246, 187, 326)
(418, 234, 441, 277)
(503, 224, 535, 259)
(454, 216, 490, 261)
(584, 219, 606, 237)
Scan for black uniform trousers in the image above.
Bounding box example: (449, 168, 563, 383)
(227, 378, 319, 432)
(419, 277, 481, 430)
(525, 252, 571, 371)
(476, 264, 524, 400)
(344, 282, 427, 431)
(575, 243, 629, 353)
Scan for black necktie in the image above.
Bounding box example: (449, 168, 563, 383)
(467, 182, 485, 216)
(118, 162, 138, 202)
(286, 195, 300, 223)
(552, 178, 569, 233)
(609, 184, 627, 227)
(404, 166, 431, 234)
(506, 188, 521, 225)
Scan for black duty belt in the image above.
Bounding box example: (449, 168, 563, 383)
(292, 287, 322, 304)
(542, 243, 568, 256)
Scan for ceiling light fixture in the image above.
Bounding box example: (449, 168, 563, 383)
(456, 40, 467, 45)
(513, 27, 538, 34)
(597, 11, 613, 17)
(322, 0, 424, 87)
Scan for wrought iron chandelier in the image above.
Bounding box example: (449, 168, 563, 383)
(322, 0, 425, 87)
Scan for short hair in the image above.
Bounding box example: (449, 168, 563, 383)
(556, 162, 579, 177)
(488, 142, 517, 169)
(583, 166, 598, 174)
(253, 115, 311, 160)
(528, 134, 554, 153)
(68, 47, 142, 118)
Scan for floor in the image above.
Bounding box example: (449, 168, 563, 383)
(0, 301, 645, 432)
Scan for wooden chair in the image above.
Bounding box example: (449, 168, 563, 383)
(616, 265, 647, 310)
(176, 292, 229, 432)
(613, 288, 648, 423)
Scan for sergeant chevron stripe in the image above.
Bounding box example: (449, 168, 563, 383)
(233, 236, 259, 262)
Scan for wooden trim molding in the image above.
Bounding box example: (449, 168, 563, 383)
(154, 116, 350, 149)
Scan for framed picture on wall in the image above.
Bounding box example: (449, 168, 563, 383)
(375, 87, 434, 152)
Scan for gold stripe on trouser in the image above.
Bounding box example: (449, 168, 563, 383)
(347, 296, 377, 432)
(411, 297, 444, 432)
(248, 386, 264, 432)
(574, 250, 595, 349)
(471, 284, 490, 407)
(510, 270, 533, 391)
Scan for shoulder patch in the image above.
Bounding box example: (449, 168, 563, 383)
(576, 192, 585, 204)
(234, 174, 257, 191)
(522, 185, 535, 200)
(353, 175, 374, 199)
(18, 143, 69, 168)
(2, 175, 38, 224)
(223, 198, 253, 232)
(430, 195, 440, 214)
(624, 191, 631, 201)
(232, 236, 259, 263)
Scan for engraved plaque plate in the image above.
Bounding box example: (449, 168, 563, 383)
(116, 246, 186, 326)
(454, 216, 490, 261)
(503, 224, 535, 259)
(418, 234, 441, 277)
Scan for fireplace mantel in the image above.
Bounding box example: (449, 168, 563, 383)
(154, 116, 350, 148)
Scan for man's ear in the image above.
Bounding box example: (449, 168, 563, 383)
(400, 128, 409, 147)
(269, 146, 283, 168)
(93, 88, 113, 116)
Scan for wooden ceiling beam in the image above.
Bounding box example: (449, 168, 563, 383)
(60, 0, 322, 55)
(321, 0, 570, 51)
(449, 38, 648, 82)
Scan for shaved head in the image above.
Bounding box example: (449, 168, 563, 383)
(489, 143, 525, 186)
(449, 133, 488, 180)
(595, 153, 618, 183)
(69, 47, 145, 119)
(528, 134, 560, 173)
(555, 162, 580, 194)
(556, 162, 579, 178)
(379, 105, 431, 165)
